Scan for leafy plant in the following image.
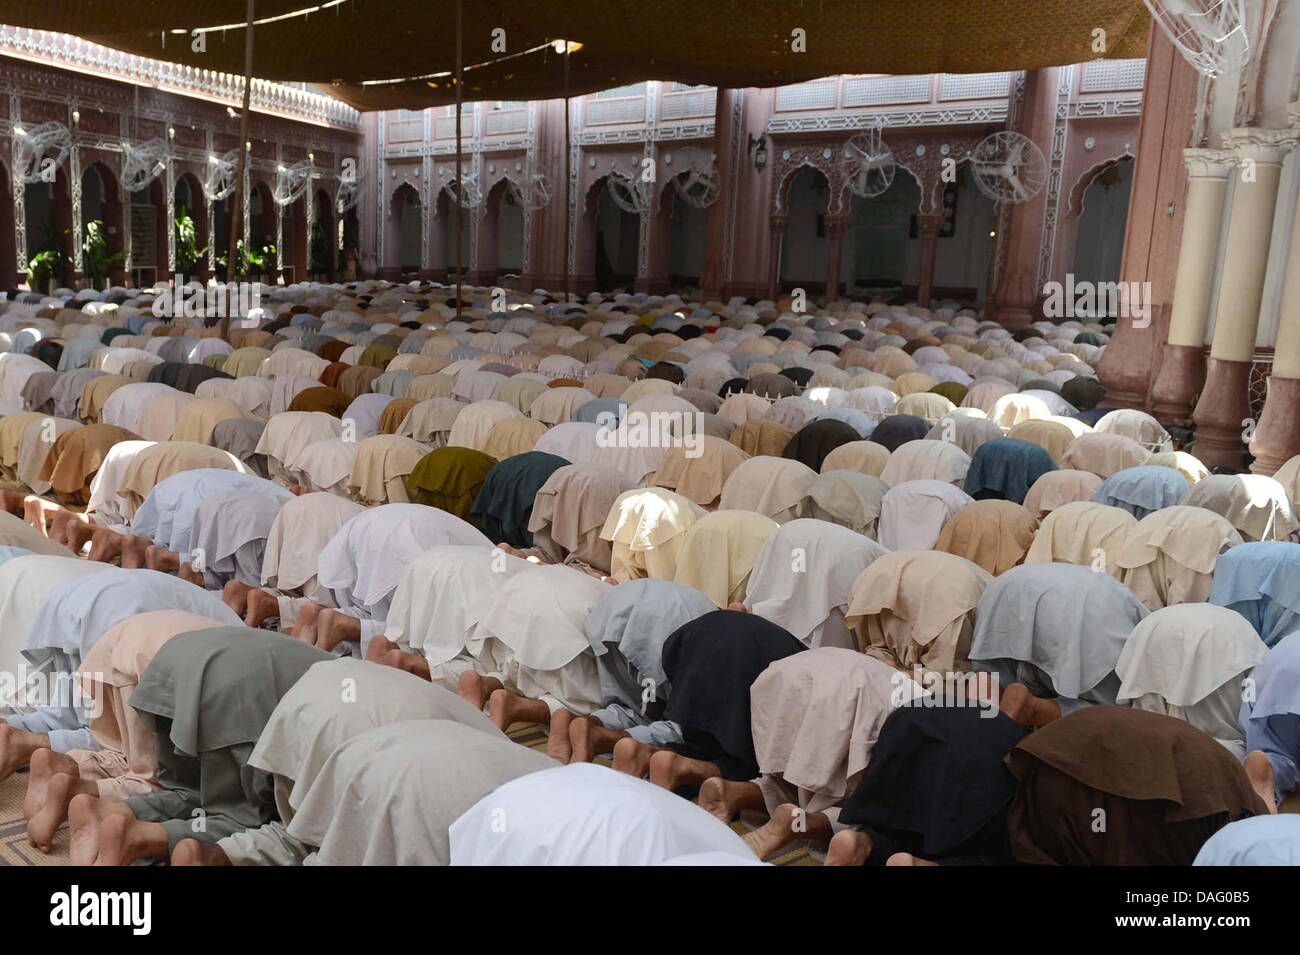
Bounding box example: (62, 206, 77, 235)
(81, 219, 127, 290)
(26, 223, 70, 293)
(173, 206, 208, 278)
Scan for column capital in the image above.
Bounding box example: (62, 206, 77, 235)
(1182, 147, 1236, 180)
(823, 213, 851, 232)
(915, 212, 945, 235)
(1220, 127, 1299, 165)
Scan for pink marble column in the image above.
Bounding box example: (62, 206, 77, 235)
(765, 214, 786, 302)
(1148, 148, 1235, 423)
(700, 89, 736, 301)
(916, 212, 944, 309)
(1251, 114, 1300, 475)
(1192, 128, 1296, 470)
(824, 214, 849, 302)
(988, 67, 1058, 327)
(1096, 27, 1198, 410)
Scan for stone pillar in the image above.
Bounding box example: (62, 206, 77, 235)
(987, 67, 1058, 326)
(1096, 26, 1199, 409)
(765, 214, 786, 302)
(700, 89, 736, 301)
(916, 212, 944, 308)
(1191, 128, 1296, 470)
(1250, 163, 1300, 474)
(824, 213, 849, 302)
(1148, 149, 1235, 422)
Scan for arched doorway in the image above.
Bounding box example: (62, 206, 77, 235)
(595, 180, 639, 290)
(1072, 158, 1134, 288)
(392, 183, 422, 276)
(23, 164, 74, 291)
(667, 177, 709, 289)
(778, 166, 830, 292)
(844, 172, 917, 296)
(479, 177, 523, 285)
(249, 181, 275, 257)
(80, 161, 125, 289)
(173, 173, 208, 280)
(0, 162, 16, 287)
(286, 193, 308, 282)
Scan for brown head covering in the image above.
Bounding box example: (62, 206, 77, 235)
(936, 499, 1038, 576)
(728, 420, 795, 457)
(378, 397, 419, 435)
(318, 361, 351, 390)
(288, 386, 351, 417)
(1005, 707, 1267, 865)
(40, 423, 140, 503)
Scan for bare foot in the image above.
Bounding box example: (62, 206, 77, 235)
(998, 682, 1061, 728)
(27, 771, 95, 852)
(178, 562, 205, 587)
(23, 747, 77, 819)
(697, 777, 764, 823)
(224, 579, 253, 616)
(144, 544, 181, 573)
(291, 602, 323, 645)
(0, 724, 46, 782)
(487, 688, 551, 731)
(726, 602, 750, 612)
(67, 794, 132, 865)
(315, 607, 362, 652)
(569, 716, 628, 763)
(67, 518, 98, 554)
(612, 737, 658, 777)
(49, 509, 85, 547)
(547, 709, 574, 762)
(647, 749, 720, 791)
(0, 490, 27, 515)
(1245, 750, 1278, 814)
(457, 671, 503, 710)
(119, 534, 151, 568)
(824, 829, 872, 866)
(245, 587, 280, 628)
(289, 484, 310, 496)
(741, 803, 804, 860)
(22, 497, 56, 535)
(886, 852, 938, 866)
(171, 839, 232, 865)
(87, 527, 125, 563)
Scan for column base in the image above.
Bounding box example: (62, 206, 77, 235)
(1149, 343, 1206, 423)
(1191, 357, 1252, 470)
(1249, 376, 1300, 475)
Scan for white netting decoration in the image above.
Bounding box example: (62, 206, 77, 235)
(273, 159, 313, 206)
(439, 166, 483, 209)
(506, 172, 552, 210)
(606, 163, 650, 214)
(840, 128, 896, 199)
(1142, 0, 1251, 78)
(336, 168, 362, 214)
(120, 138, 168, 193)
(13, 122, 72, 184)
(673, 157, 721, 208)
(203, 148, 241, 202)
(970, 131, 1047, 204)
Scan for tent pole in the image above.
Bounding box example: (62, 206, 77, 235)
(562, 42, 571, 305)
(222, 0, 255, 341)
(454, 0, 463, 319)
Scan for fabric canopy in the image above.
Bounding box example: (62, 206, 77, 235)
(2, 1, 1150, 110)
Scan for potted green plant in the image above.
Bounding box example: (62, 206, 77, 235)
(173, 206, 208, 279)
(81, 219, 127, 290)
(26, 224, 70, 294)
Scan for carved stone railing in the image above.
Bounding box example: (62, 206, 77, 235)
(0, 25, 360, 129)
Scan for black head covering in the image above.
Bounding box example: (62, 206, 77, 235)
(782, 418, 860, 471)
(33, 339, 64, 369)
(838, 701, 1028, 864)
(646, 361, 686, 384)
(870, 414, 931, 452)
(718, 376, 749, 398)
(175, 363, 234, 393)
(764, 326, 791, 341)
(1060, 375, 1106, 411)
(662, 610, 806, 781)
(779, 367, 813, 387)
(746, 373, 798, 399)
